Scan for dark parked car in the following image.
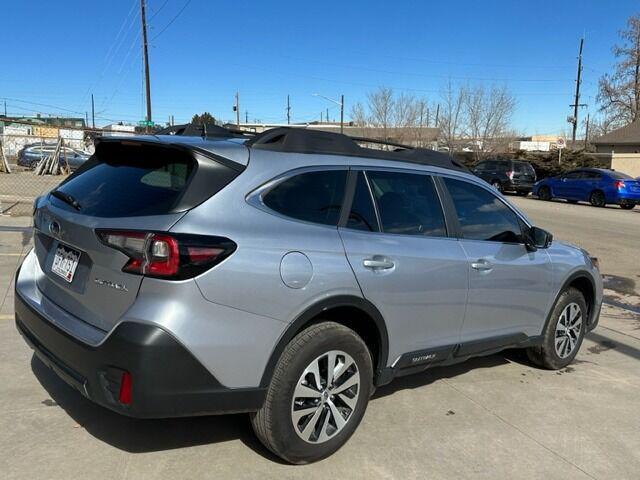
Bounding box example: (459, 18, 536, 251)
(533, 168, 640, 209)
(18, 144, 91, 171)
(473, 159, 537, 195)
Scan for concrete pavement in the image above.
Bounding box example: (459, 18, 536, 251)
(1, 200, 639, 479)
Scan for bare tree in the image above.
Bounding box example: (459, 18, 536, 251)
(465, 85, 516, 160)
(598, 14, 640, 124)
(439, 81, 467, 152)
(393, 93, 419, 144)
(367, 86, 395, 143)
(589, 109, 622, 138)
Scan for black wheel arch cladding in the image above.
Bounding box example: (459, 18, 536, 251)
(259, 295, 389, 388)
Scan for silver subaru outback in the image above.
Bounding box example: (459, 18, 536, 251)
(15, 127, 602, 464)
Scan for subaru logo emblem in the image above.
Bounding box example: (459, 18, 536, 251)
(49, 221, 61, 236)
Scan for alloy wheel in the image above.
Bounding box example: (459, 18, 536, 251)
(291, 350, 360, 444)
(554, 302, 583, 359)
(491, 181, 503, 193)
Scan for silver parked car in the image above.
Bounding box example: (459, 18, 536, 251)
(15, 127, 602, 464)
(18, 143, 91, 171)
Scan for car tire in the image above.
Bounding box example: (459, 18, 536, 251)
(620, 204, 635, 210)
(589, 190, 606, 207)
(526, 287, 587, 370)
(251, 321, 373, 464)
(491, 180, 503, 193)
(538, 186, 552, 201)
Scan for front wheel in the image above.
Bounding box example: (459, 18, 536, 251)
(527, 287, 587, 370)
(620, 203, 635, 210)
(251, 322, 373, 464)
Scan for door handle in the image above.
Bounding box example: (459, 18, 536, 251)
(363, 257, 395, 270)
(471, 259, 493, 271)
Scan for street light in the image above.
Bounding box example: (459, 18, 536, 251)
(312, 93, 344, 133)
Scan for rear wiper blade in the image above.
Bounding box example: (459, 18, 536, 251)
(51, 190, 82, 211)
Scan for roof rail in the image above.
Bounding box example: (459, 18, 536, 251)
(155, 123, 255, 139)
(246, 127, 467, 172)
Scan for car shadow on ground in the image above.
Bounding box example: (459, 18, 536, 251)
(31, 350, 526, 460)
(30, 355, 284, 462)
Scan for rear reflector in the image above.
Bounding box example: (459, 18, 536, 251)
(118, 371, 132, 405)
(97, 230, 236, 280)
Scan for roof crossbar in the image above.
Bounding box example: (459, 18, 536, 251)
(155, 123, 255, 138)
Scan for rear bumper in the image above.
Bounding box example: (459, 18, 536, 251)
(15, 289, 265, 418)
(505, 180, 534, 192)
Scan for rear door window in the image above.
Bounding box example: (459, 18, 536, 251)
(263, 170, 347, 226)
(346, 172, 379, 232)
(52, 143, 196, 217)
(443, 177, 523, 243)
(366, 170, 446, 237)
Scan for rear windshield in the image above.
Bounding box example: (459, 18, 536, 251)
(608, 171, 633, 180)
(51, 143, 195, 217)
(513, 162, 535, 174)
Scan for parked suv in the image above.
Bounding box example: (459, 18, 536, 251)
(15, 128, 602, 464)
(473, 159, 537, 195)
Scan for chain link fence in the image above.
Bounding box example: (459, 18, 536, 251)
(1, 134, 92, 216)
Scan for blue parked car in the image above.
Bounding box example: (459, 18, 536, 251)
(533, 168, 640, 210)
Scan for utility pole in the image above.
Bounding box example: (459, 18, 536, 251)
(91, 93, 95, 129)
(570, 37, 586, 144)
(435, 103, 440, 127)
(245, 110, 248, 123)
(326, 108, 329, 123)
(3, 100, 6, 117)
(320, 111, 323, 123)
(584, 113, 590, 149)
(85, 112, 89, 127)
(235, 91, 240, 126)
(286, 95, 291, 124)
(339, 95, 344, 133)
(140, 0, 152, 131)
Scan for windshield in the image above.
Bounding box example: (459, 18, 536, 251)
(51, 143, 195, 217)
(608, 171, 633, 180)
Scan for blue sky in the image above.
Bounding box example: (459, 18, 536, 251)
(1, 0, 638, 134)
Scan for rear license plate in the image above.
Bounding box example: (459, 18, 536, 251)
(51, 244, 80, 283)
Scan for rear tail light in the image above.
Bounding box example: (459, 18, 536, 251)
(96, 230, 236, 280)
(614, 180, 625, 190)
(506, 170, 514, 180)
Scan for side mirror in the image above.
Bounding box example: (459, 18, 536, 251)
(525, 226, 552, 251)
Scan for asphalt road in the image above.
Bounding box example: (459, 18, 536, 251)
(510, 196, 640, 299)
(1, 199, 639, 479)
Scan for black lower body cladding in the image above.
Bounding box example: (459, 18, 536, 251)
(14, 292, 265, 418)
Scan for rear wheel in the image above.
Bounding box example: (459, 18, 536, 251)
(251, 321, 373, 464)
(589, 190, 606, 207)
(538, 186, 552, 201)
(491, 180, 503, 193)
(620, 203, 635, 210)
(527, 288, 587, 370)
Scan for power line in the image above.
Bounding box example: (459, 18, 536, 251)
(151, 0, 192, 41)
(149, 0, 170, 20)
